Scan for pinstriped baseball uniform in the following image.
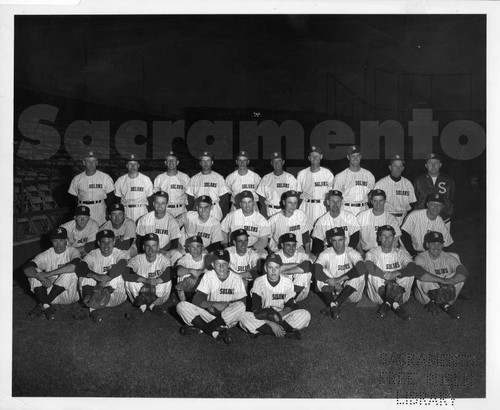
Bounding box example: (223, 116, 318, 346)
(239, 275, 311, 334)
(79, 248, 130, 307)
(275, 249, 312, 301)
(221, 209, 271, 248)
(357, 210, 402, 251)
(374, 175, 416, 225)
(256, 171, 298, 216)
(176, 270, 247, 328)
(61, 219, 100, 247)
(125, 253, 172, 306)
(179, 211, 223, 249)
(225, 169, 261, 205)
(365, 246, 415, 304)
(315, 247, 365, 302)
(268, 209, 312, 253)
(333, 168, 375, 216)
(297, 167, 334, 224)
(414, 251, 464, 305)
(68, 170, 114, 225)
(227, 246, 261, 275)
(100, 217, 136, 241)
(114, 173, 154, 222)
(176, 251, 207, 284)
(136, 211, 181, 249)
(29, 246, 81, 304)
(186, 171, 229, 221)
(311, 209, 360, 248)
(153, 171, 191, 217)
(401, 210, 453, 252)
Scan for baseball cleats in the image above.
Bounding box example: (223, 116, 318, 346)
(394, 306, 411, 321)
(216, 329, 234, 345)
(151, 305, 169, 316)
(330, 306, 340, 320)
(285, 330, 303, 340)
(90, 310, 102, 323)
(180, 325, 202, 336)
(28, 304, 43, 318)
(425, 301, 439, 316)
(377, 302, 391, 317)
(443, 304, 461, 319)
(44, 306, 56, 320)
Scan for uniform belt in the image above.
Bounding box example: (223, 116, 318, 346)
(391, 212, 404, 217)
(125, 204, 144, 208)
(268, 205, 281, 209)
(344, 202, 367, 207)
(79, 200, 102, 204)
(168, 204, 184, 208)
(306, 199, 321, 203)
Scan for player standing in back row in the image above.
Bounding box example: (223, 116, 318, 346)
(225, 150, 261, 212)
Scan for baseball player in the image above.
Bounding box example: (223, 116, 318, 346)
(74, 229, 129, 323)
(296, 146, 334, 225)
(186, 151, 230, 222)
(225, 150, 261, 211)
(333, 145, 375, 216)
(114, 154, 154, 222)
(178, 195, 223, 253)
(23, 227, 81, 320)
(365, 225, 424, 320)
(153, 151, 191, 218)
(311, 190, 360, 255)
(414, 231, 468, 319)
(100, 203, 136, 253)
(314, 227, 367, 319)
(226, 229, 262, 289)
(268, 190, 314, 257)
(356, 189, 401, 253)
(221, 190, 271, 258)
(123, 233, 173, 317)
(256, 151, 298, 218)
(374, 154, 416, 225)
(239, 254, 311, 339)
(68, 151, 114, 225)
(175, 235, 208, 302)
(400, 193, 455, 258)
(275, 233, 313, 302)
(413, 153, 455, 227)
(176, 249, 247, 344)
(61, 205, 99, 256)
(136, 191, 181, 257)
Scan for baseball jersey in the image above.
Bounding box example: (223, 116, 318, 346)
(114, 173, 153, 206)
(316, 247, 363, 278)
(374, 175, 416, 214)
(100, 218, 136, 241)
(226, 246, 261, 274)
(250, 275, 295, 311)
(365, 246, 413, 273)
(276, 249, 311, 265)
(186, 171, 229, 221)
(256, 171, 298, 210)
(136, 211, 181, 249)
(32, 246, 80, 272)
(128, 253, 171, 279)
(61, 219, 100, 247)
(268, 210, 312, 253)
(180, 211, 223, 248)
(297, 167, 335, 201)
(176, 252, 207, 270)
(333, 168, 375, 204)
(311, 209, 360, 245)
(196, 269, 247, 302)
(356, 210, 402, 251)
(153, 171, 190, 205)
(415, 251, 460, 279)
(68, 170, 114, 202)
(221, 209, 271, 247)
(82, 248, 129, 288)
(225, 169, 261, 203)
(401, 210, 453, 252)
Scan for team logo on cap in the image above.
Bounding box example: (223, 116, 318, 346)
(279, 233, 297, 243)
(57, 228, 63, 234)
(265, 253, 283, 266)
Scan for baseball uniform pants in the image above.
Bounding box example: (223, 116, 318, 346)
(176, 300, 246, 328)
(317, 275, 365, 303)
(367, 275, 414, 304)
(29, 272, 79, 305)
(414, 280, 464, 305)
(239, 309, 311, 334)
(125, 281, 172, 306)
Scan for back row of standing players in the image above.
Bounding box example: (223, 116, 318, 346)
(23, 145, 466, 341)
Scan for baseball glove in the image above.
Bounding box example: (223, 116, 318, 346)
(435, 284, 456, 305)
(175, 274, 200, 292)
(254, 307, 283, 324)
(135, 283, 157, 306)
(384, 281, 405, 304)
(83, 285, 113, 310)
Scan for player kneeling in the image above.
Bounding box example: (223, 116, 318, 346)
(123, 233, 173, 318)
(175, 235, 208, 302)
(240, 254, 311, 339)
(176, 249, 246, 344)
(414, 231, 468, 319)
(23, 227, 81, 320)
(314, 227, 367, 319)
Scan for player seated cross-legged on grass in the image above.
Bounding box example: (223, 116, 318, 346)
(175, 235, 208, 302)
(314, 227, 367, 319)
(176, 249, 247, 344)
(414, 231, 468, 319)
(239, 254, 311, 340)
(74, 229, 129, 323)
(365, 225, 424, 321)
(123, 233, 173, 318)
(23, 227, 81, 320)
(274, 233, 313, 302)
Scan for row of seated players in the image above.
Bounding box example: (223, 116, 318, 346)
(23, 220, 467, 342)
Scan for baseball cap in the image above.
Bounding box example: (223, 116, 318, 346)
(426, 193, 445, 204)
(195, 195, 213, 205)
(239, 190, 253, 200)
(348, 145, 361, 155)
(231, 228, 249, 241)
(75, 206, 90, 216)
(309, 145, 322, 155)
(236, 150, 249, 159)
(165, 151, 178, 159)
(51, 227, 68, 240)
(143, 233, 159, 243)
(426, 153, 441, 161)
(389, 154, 405, 164)
(154, 191, 169, 200)
(108, 203, 125, 213)
(265, 253, 283, 266)
(127, 154, 139, 162)
(199, 151, 214, 160)
(279, 233, 297, 244)
(97, 229, 115, 241)
(327, 189, 343, 198)
(370, 189, 386, 199)
(283, 190, 300, 200)
(213, 248, 230, 263)
(83, 151, 97, 160)
(186, 235, 203, 246)
(271, 152, 283, 160)
(376, 225, 396, 236)
(326, 227, 345, 241)
(424, 231, 445, 244)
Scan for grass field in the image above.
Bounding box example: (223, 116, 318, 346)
(11, 214, 485, 399)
